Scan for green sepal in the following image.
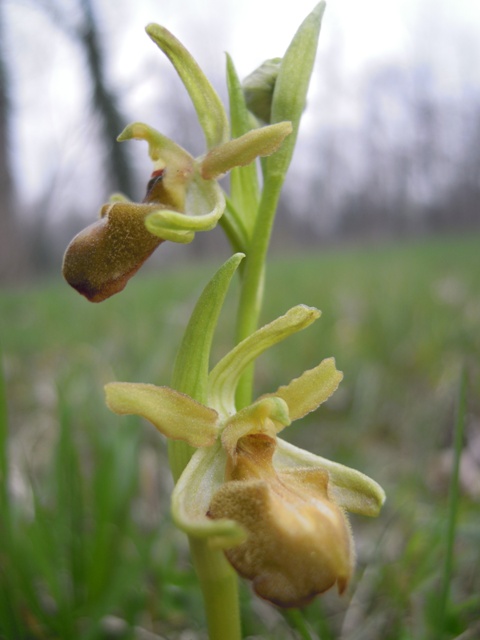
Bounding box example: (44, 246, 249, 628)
(208, 305, 320, 416)
(266, 1, 325, 179)
(171, 442, 247, 548)
(275, 439, 386, 517)
(172, 253, 245, 403)
(146, 24, 229, 148)
(104, 383, 219, 447)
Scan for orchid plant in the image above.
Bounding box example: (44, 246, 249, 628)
(62, 4, 385, 639)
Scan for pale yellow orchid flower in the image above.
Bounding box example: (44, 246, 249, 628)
(105, 305, 385, 607)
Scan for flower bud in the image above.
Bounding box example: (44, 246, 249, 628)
(242, 58, 282, 123)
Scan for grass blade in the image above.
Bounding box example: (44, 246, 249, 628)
(436, 367, 467, 637)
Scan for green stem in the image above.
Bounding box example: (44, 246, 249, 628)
(168, 439, 242, 639)
(189, 538, 242, 640)
(284, 609, 314, 640)
(235, 173, 284, 409)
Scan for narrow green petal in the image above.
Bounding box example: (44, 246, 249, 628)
(275, 439, 386, 517)
(146, 24, 229, 148)
(171, 443, 247, 548)
(105, 383, 219, 447)
(265, 357, 343, 421)
(208, 305, 320, 416)
(221, 397, 290, 459)
(200, 122, 292, 180)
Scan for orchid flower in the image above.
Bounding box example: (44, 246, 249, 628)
(105, 303, 385, 608)
(62, 24, 292, 302)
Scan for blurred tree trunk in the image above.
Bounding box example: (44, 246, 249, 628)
(0, 0, 30, 283)
(35, 0, 135, 196)
(78, 0, 134, 196)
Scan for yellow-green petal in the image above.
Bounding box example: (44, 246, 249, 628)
(266, 357, 343, 421)
(208, 305, 320, 416)
(105, 382, 219, 447)
(275, 439, 386, 517)
(171, 442, 247, 548)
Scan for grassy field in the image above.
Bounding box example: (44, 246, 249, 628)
(1, 233, 479, 639)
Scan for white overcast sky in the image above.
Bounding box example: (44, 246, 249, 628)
(106, 0, 480, 81)
(5, 0, 480, 215)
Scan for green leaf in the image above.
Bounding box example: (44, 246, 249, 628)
(146, 24, 229, 148)
(208, 305, 320, 416)
(266, 1, 326, 178)
(0, 345, 8, 512)
(226, 54, 260, 236)
(172, 253, 245, 403)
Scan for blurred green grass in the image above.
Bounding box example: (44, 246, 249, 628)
(1, 234, 479, 639)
